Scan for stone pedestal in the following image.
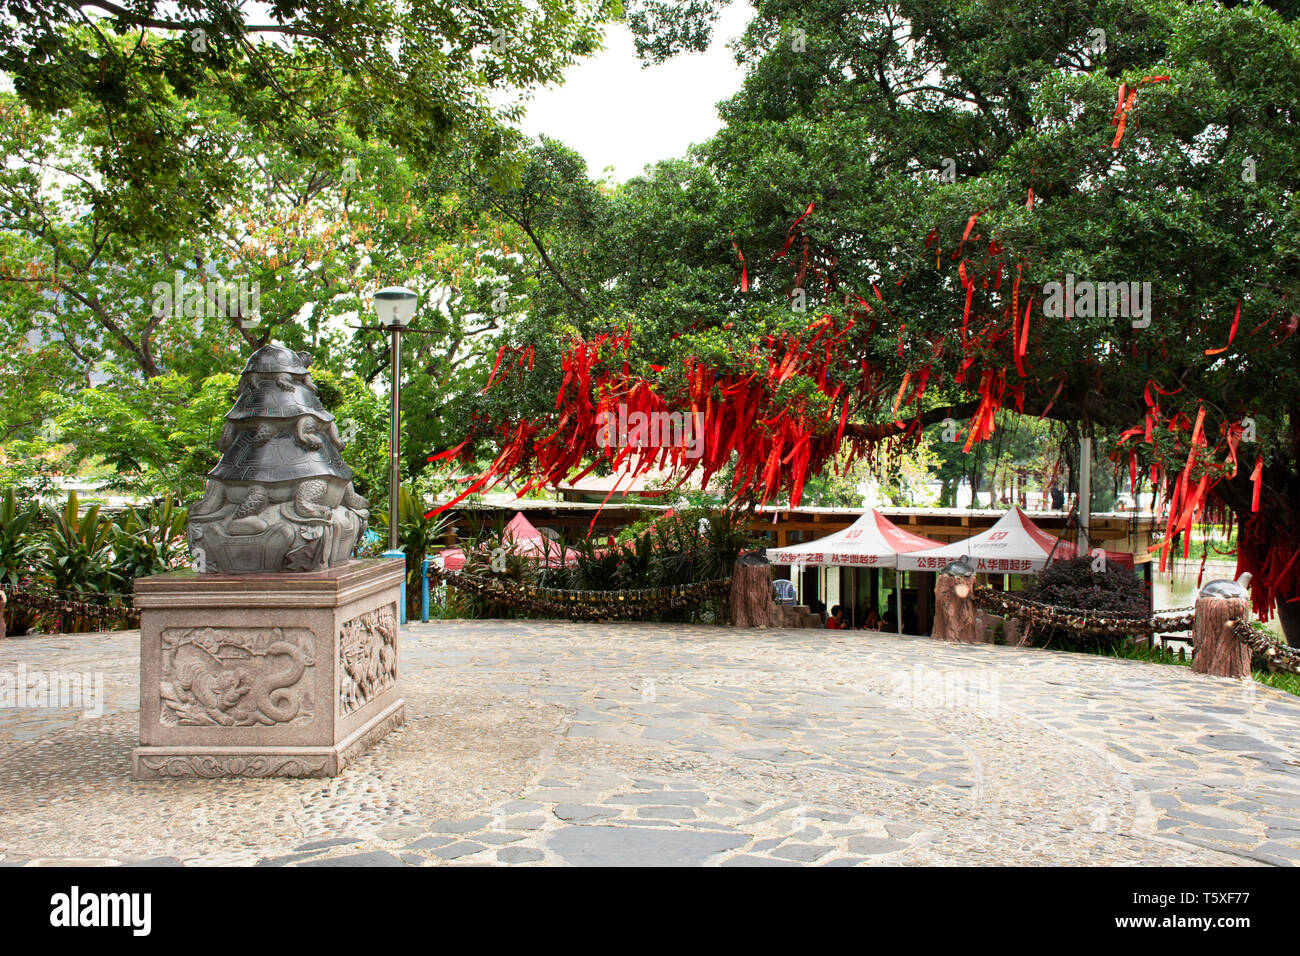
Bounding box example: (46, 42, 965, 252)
(131, 559, 404, 779)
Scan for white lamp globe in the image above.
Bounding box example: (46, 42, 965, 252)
(373, 286, 418, 329)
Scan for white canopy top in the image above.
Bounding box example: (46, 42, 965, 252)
(896, 506, 1076, 574)
(766, 510, 942, 568)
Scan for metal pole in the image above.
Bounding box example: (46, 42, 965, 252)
(850, 567, 856, 628)
(388, 326, 401, 553)
(896, 572, 903, 634)
(421, 556, 430, 623)
(382, 326, 407, 624)
(1078, 436, 1092, 556)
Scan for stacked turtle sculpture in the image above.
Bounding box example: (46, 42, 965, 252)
(188, 345, 370, 574)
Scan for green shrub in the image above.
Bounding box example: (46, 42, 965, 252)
(0, 488, 37, 586)
(110, 499, 188, 583)
(1023, 556, 1150, 651)
(36, 491, 116, 594)
(532, 506, 756, 623)
(0, 488, 41, 635)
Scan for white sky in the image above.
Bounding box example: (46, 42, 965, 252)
(516, 3, 755, 183)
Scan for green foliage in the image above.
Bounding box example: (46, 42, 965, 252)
(35, 491, 116, 594)
(309, 369, 391, 501)
(0, 488, 38, 586)
(53, 371, 236, 501)
(0, 4, 620, 499)
(536, 506, 756, 620)
(0, 489, 195, 634)
(427, 506, 752, 621)
(110, 500, 189, 583)
(925, 411, 1062, 508)
(0, 3, 621, 241)
(484, 0, 1300, 521)
(0, 487, 42, 635)
(372, 485, 452, 616)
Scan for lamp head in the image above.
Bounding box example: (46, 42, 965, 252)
(373, 286, 418, 329)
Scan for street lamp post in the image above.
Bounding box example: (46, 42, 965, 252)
(1078, 435, 1093, 557)
(373, 286, 418, 621)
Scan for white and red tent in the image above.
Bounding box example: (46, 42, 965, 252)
(766, 510, 942, 567)
(896, 506, 1132, 573)
(437, 512, 580, 571)
(765, 510, 941, 634)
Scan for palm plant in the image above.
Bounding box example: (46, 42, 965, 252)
(111, 499, 189, 584)
(373, 485, 452, 616)
(0, 488, 38, 587)
(36, 492, 116, 594)
(0, 488, 41, 635)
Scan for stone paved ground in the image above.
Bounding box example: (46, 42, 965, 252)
(2, 620, 1299, 866)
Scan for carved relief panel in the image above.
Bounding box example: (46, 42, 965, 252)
(338, 604, 399, 716)
(159, 626, 316, 727)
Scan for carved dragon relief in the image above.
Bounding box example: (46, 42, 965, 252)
(159, 626, 316, 727)
(338, 605, 398, 716)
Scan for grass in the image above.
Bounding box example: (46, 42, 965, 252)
(1094, 636, 1300, 698)
(1101, 641, 1192, 667)
(1252, 669, 1300, 696)
(1150, 522, 1237, 554)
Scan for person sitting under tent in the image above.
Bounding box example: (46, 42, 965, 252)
(863, 608, 882, 630)
(826, 605, 844, 629)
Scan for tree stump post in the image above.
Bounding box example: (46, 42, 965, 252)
(931, 560, 977, 643)
(729, 553, 784, 627)
(1192, 577, 1252, 679)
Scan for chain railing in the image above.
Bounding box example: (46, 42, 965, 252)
(0, 582, 140, 631)
(1225, 617, 1300, 674)
(426, 565, 731, 621)
(971, 585, 1300, 675)
(971, 586, 1196, 636)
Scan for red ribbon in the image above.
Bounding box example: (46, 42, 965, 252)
(1204, 300, 1241, 355)
(732, 241, 748, 291)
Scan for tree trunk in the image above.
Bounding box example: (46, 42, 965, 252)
(1278, 596, 1300, 648)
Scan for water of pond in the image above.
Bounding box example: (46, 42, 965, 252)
(1151, 559, 1285, 639)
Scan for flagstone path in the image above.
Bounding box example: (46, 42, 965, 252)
(2, 620, 1299, 866)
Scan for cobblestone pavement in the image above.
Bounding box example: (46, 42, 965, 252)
(2, 620, 1299, 866)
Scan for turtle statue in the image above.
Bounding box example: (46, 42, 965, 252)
(187, 344, 370, 574)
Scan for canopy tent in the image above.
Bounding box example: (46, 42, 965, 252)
(766, 510, 943, 634)
(437, 512, 580, 571)
(896, 506, 1134, 574)
(766, 510, 942, 567)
